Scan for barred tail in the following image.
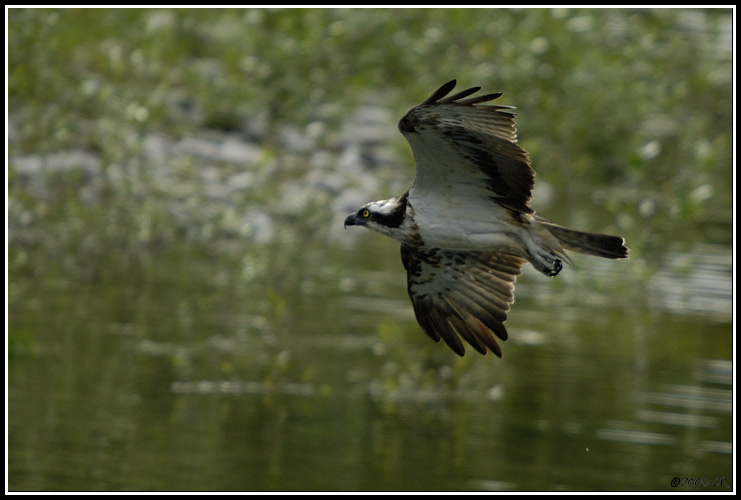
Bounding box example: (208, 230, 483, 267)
(539, 220, 629, 259)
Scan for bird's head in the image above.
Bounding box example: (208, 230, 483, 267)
(344, 193, 408, 239)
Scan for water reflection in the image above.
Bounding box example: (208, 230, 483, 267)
(648, 246, 732, 320)
(8, 235, 733, 491)
(8, 147, 734, 492)
(8, 154, 734, 491)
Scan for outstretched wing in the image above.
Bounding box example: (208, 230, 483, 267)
(401, 245, 527, 356)
(399, 79, 535, 214)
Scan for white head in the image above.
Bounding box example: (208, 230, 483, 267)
(344, 192, 410, 240)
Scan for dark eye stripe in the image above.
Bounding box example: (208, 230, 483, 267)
(369, 207, 405, 228)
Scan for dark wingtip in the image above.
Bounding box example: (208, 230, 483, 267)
(421, 80, 505, 108)
(422, 79, 457, 105)
(440, 86, 481, 104)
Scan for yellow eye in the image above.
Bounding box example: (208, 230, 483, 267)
(362, 209, 370, 218)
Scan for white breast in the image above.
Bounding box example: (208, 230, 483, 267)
(408, 193, 521, 252)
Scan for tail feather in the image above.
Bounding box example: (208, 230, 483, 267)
(539, 220, 629, 259)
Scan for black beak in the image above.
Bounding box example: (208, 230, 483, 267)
(344, 213, 358, 228)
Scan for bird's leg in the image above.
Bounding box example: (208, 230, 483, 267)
(529, 248, 562, 277)
(511, 223, 564, 277)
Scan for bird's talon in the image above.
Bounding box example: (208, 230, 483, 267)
(549, 259, 562, 277)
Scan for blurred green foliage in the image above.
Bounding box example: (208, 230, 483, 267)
(8, 8, 733, 254)
(6, 6, 733, 301)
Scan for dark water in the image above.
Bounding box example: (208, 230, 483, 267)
(8, 230, 733, 491)
(7, 127, 734, 492)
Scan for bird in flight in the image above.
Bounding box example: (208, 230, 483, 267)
(344, 80, 628, 357)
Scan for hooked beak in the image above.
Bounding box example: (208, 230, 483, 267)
(344, 213, 359, 228)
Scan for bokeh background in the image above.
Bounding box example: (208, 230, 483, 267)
(7, 7, 733, 492)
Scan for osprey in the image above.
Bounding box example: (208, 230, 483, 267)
(344, 80, 628, 357)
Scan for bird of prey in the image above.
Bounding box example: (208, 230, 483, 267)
(344, 80, 628, 357)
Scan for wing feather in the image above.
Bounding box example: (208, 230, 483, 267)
(398, 80, 535, 214)
(401, 245, 526, 357)
(412, 295, 466, 355)
(440, 86, 481, 103)
(420, 79, 458, 105)
(446, 312, 490, 355)
(449, 313, 503, 357)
